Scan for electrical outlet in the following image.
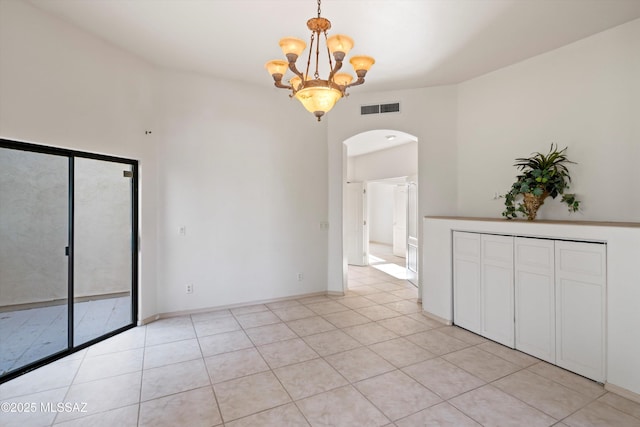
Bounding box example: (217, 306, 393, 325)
(186, 284, 193, 294)
(297, 273, 304, 281)
(179, 226, 187, 236)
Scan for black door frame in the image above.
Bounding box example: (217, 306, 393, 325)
(0, 138, 139, 383)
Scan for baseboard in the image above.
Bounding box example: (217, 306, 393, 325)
(327, 291, 345, 297)
(151, 291, 328, 321)
(421, 310, 452, 326)
(139, 314, 161, 326)
(0, 291, 130, 313)
(605, 382, 640, 404)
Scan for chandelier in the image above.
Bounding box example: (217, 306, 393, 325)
(265, 0, 375, 121)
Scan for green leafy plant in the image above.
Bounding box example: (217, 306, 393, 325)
(502, 144, 581, 220)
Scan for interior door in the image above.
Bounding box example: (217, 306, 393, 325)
(346, 182, 367, 266)
(406, 181, 418, 285)
(392, 184, 407, 257)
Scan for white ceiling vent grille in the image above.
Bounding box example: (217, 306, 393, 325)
(360, 102, 400, 115)
(360, 104, 380, 115)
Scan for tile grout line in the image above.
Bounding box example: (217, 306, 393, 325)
(50, 342, 90, 426)
(191, 314, 225, 427)
(135, 324, 148, 427)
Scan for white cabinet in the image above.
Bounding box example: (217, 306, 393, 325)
(480, 234, 514, 347)
(453, 231, 606, 382)
(453, 232, 514, 347)
(453, 232, 481, 335)
(425, 217, 640, 396)
(555, 240, 606, 382)
(515, 237, 556, 363)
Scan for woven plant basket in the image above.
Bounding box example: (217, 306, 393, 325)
(522, 192, 549, 220)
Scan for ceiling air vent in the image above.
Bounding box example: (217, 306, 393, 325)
(381, 102, 400, 113)
(360, 102, 400, 115)
(360, 104, 380, 115)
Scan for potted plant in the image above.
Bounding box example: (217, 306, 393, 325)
(502, 144, 580, 220)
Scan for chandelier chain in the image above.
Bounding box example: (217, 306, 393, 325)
(324, 31, 334, 79)
(314, 31, 321, 79)
(306, 32, 315, 81)
(317, 0, 321, 18)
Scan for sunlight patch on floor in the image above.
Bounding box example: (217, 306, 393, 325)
(372, 263, 407, 279)
(367, 254, 386, 264)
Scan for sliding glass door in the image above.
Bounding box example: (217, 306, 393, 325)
(0, 140, 138, 382)
(73, 158, 135, 345)
(0, 147, 70, 376)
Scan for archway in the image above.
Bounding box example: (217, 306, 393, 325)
(341, 129, 419, 292)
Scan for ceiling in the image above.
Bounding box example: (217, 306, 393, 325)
(24, 0, 640, 156)
(28, 0, 640, 94)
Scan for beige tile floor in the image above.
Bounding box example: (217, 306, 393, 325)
(2, 250, 640, 426)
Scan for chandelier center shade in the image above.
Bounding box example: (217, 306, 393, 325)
(265, 0, 375, 121)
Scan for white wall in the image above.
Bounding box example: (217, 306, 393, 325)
(327, 85, 458, 294)
(349, 142, 417, 182)
(457, 19, 640, 221)
(367, 183, 394, 245)
(0, 1, 330, 319)
(0, 0, 158, 321)
(155, 70, 328, 313)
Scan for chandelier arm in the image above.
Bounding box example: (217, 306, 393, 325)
(343, 69, 368, 89)
(282, 52, 304, 79)
(274, 81, 293, 90)
(287, 61, 304, 79)
(328, 59, 343, 82)
(344, 77, 365, 89)
(271, 73, 293, 89)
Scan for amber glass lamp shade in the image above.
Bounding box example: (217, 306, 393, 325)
(333, 73, 353, 86)
(327, 34, 354, 56)
(289, 75, 302, 90)
(350, 55, 375, 72)
(265, 60, 289, 77)
(279, 37, 306, 57)
(295, 85, 343, 116)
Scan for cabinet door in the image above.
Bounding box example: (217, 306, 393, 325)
(453, 232, 481, 334)
(555, 241, 606, 382)
(515, 237, 555, 363)
(481, 234, 514, 347)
